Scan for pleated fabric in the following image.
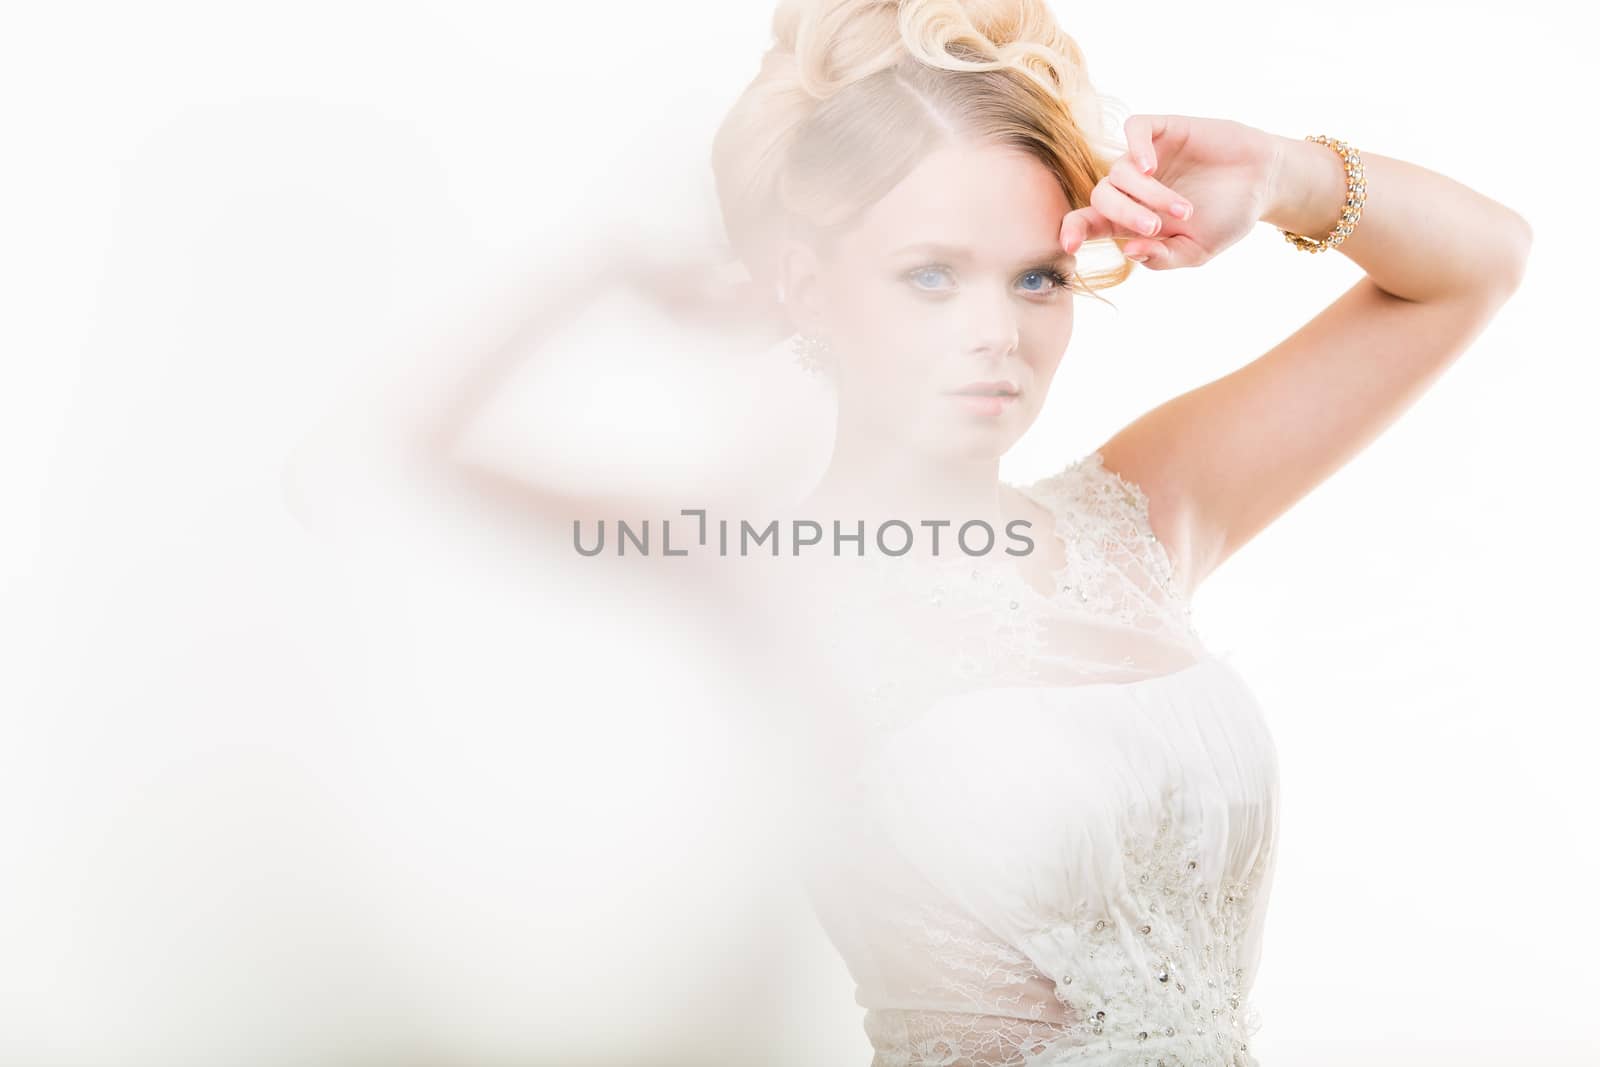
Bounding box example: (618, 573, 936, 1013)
(788, 453, 1281, 1067)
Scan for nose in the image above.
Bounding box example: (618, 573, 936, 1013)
(965, 284, 1020, 360)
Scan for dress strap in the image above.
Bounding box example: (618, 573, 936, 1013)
(1013, 451, 1197, 641)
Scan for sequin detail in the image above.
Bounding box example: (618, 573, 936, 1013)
(793, 451, 1278, 1067)
(859, 787, 1272, 1067)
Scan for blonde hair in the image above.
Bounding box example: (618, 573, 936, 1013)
(712, 0, 1135, 320)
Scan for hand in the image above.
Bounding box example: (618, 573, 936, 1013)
(1060, 114, 1280, 270)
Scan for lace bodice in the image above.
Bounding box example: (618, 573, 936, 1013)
(784, 452, 1281, 1067)
(787, 452, 1206, 740)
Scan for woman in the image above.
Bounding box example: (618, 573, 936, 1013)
(372, 0, 1531, 1063)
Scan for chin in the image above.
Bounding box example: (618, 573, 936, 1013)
(926, 429, 1019, 463)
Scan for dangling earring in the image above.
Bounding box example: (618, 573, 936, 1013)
(776, 282, 835, 382)
(792, 331, 833, 379)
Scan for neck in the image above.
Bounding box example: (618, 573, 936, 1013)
(803, 427, 1008, 535)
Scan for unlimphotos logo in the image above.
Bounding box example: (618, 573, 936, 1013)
(573, 509, 1038, 559)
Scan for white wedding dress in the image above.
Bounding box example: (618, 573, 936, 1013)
(778, 451, 1281, 1067)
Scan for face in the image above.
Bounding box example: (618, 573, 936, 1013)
(783, 140, 1078, 462)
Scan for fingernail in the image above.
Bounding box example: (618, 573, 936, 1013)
(1170, 201, 1191, 219)
(1129, 254, 1148, 262)
(1143, 216, 1160, 235)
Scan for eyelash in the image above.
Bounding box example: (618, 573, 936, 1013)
(903, 264, 1077, 296)
(1027, 267, 1076, 292)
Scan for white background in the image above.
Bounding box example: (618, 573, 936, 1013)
(2, 2, 1594, 1065)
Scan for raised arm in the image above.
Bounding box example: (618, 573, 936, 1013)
(284, 229, 791, 549)
(1066, 119, 1533, 598)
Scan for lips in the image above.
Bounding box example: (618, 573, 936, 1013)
(947, 380, 1020, 396)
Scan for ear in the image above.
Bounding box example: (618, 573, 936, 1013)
(776, 236, 828, 334)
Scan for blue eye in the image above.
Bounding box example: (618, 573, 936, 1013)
(901, 264, 1075, 296)
(906, 265, 955, 291)
(1018, 268, 1073, 294)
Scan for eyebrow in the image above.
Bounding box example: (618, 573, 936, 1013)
(889, 241, 1076, 265)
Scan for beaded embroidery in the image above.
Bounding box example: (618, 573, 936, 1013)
(846, 784, 1273, 1067)
(791, 451, 1278, 1067)
(1012, 450, 1196, 633)
(807, 451, 1206, 739)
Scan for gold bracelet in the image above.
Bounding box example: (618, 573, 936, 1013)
(1278, 134, 1367, 254)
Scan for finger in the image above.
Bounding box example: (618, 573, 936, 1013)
(1108, 155, 1193, 221)
(1091, 174, 1168, 239)
(1124, 114, 1169, 175)
(1125, 234, 1202, 270)
(1121, 239, 1164, 267)
(1060, 205, 1117, 254)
